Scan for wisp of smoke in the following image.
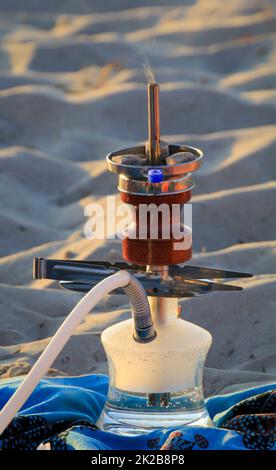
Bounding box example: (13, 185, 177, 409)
(116, 48, 157, 84)
(143, 56, 156, 84)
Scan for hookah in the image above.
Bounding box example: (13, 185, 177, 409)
(0, 83, 251, 437)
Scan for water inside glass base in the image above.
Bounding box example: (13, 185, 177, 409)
(97, 386, 212, 436)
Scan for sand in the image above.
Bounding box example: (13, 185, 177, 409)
(0, 0, 275, 397)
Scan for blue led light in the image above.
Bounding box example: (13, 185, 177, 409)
(148, 169, 163, 183)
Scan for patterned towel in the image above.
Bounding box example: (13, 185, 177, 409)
(0, 375, 275, 450)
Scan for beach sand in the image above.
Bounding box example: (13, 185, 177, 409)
(0, 0, 275, 396)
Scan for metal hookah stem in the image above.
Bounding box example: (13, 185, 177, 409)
(146, 83, 178, 324)
(147, 82, 161, 166)
(146, 266, 178, 326)
(147, 82, 163, 277)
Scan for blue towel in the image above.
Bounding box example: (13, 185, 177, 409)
(0, 374, 275, 450)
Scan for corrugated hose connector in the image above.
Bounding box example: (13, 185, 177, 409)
(124, 274, 156, 342)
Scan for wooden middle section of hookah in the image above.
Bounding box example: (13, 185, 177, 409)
(120, 190, 192, 266)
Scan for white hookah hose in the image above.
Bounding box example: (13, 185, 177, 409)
(0, 270, 132, 435)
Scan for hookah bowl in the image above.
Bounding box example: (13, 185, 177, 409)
(33, 82, 251, 436)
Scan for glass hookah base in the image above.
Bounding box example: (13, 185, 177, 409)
(97, 387, 212, 436)
(98, 406, 211, 436)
